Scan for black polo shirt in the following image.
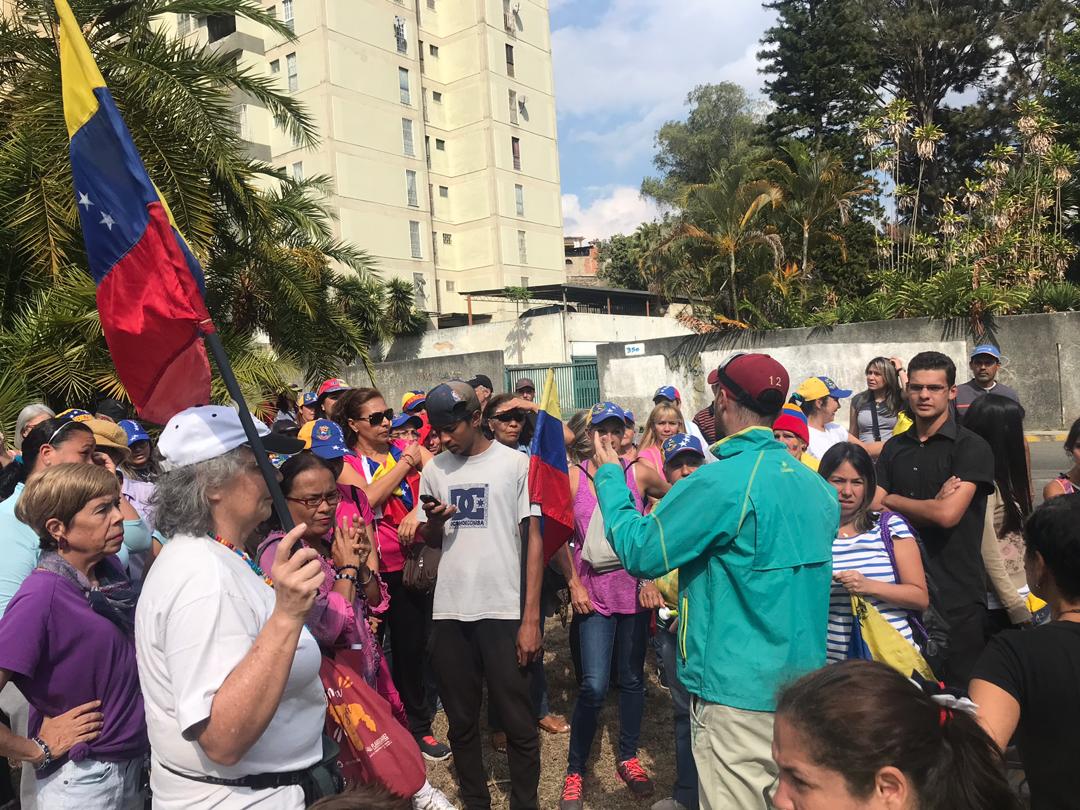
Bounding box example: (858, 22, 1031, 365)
(876, 418, 994, 613)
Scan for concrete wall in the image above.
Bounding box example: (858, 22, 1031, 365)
(596, 312, 1080, 431)
(379, 311, 695, 365)
(348, 350, 505, 418)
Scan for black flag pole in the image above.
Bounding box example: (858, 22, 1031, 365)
(203, 330, 296, 533)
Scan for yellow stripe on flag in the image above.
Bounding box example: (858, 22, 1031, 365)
(540, 368, 561, 420)
(55, 0, 106, 138)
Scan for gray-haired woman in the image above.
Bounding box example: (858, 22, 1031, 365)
(135, 405, 331, 809)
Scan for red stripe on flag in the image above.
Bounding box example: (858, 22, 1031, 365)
(96, 202, 212, 424)
(529, 456, 574, 563)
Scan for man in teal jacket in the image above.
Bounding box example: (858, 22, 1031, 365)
(592, 353, 839, 810)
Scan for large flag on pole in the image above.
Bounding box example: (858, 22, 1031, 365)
(56, 0, 213, 424)
(528, 369, 574, 563)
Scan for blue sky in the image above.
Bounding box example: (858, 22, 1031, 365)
(551, 0, 776, 241)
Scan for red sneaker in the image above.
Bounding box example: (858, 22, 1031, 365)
(560, 773, 584, 810)
(617, 757, 655, 799)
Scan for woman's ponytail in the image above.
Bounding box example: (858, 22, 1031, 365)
(0, 459, 27, 502)
(923, 708, 1017, 810)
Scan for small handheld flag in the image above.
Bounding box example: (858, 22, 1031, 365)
(56, 0, 212, 424)
(528, 369, 574, 563)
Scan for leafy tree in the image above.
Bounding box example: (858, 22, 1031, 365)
(641, 83, 765, 205)
(758, 0, 880, 154)
(596, 232, 649, 291)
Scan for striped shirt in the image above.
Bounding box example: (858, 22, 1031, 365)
(826, 514, 917, 662)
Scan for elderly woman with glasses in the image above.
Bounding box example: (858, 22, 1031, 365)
(333, 388, 451, 762)
(135, 405, 332, 809)
(0, 462, 147, 808)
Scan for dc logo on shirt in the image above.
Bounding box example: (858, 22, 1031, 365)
(449, 485, 488, 528)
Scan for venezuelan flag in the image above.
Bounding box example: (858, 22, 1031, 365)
(528, 369, 573, 563)
(57, 0, 212, 424)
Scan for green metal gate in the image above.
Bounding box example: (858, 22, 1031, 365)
(505, 359, 599, 414)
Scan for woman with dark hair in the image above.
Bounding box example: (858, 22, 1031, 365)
(333, 389, 449, 761)
(971, 495, 1080, 809)
(0, 463, 148, 807)
(818, 442, 928, 663)
(962, 394, 1034, 631)
(849, 357, 906, 456)
(484, 393, 528, 453)
(791, 377, 863, 461)
(1043, 415, 1080, 500)
(773, 659, 1017, 810)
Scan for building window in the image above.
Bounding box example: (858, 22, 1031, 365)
(270, 58, 280, 73)
(394, 16, 407, 54)
(508, 89, 518, 124)
(521, 275, 529, 287)
(432, 90, 442, 103)
(445, 279, 455, 291)
(425, 136, 431, 168)
(291, 161, 304, 181)
(517, 230, 527, 263)
(406, 170, 418, 207)
(399, 67, 410, 104)
(282, 0, 294, 31)
(427, 0, 436, 8)
(439, 185, 449, 198)
(286, 52, 298, 91)
(401, 118, 414, 156)
(511, 136, 521, 170)
(291, 128, 302, 149)
(409, 221, 422, 258)
(515, 184, 524, 216)
(505, 44, 515, 77)
(177, 12, 193, 35)
(435, 138, 445, 151)
(429, 44, 439, 57)
(413, 272, 427, 308)
(442, 233, 452, 245)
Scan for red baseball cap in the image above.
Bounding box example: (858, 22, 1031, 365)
(707, 353, 789, 415)
(317, 378, 350, 403)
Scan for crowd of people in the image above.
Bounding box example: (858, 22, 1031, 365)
(0, 342, 1077, 810)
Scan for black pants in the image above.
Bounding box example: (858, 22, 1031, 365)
(382, 570, 435, 738)
(941, 601, 989, 687)
(430, 619, 540, 810)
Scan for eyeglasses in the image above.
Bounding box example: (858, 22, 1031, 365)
(361, 409, 394, 426)
(492, 409, 525, 423)
(286, 491, 342, 509)
(907, 384, 948, 394)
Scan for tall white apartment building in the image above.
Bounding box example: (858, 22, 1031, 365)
(174, 0, 566, 322)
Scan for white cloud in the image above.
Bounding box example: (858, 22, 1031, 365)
(551, 0, 775, 165)
(561, 186, 664, 241)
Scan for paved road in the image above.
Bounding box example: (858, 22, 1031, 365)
(1029, 435, 1070, 505)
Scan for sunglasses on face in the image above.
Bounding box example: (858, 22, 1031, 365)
(361, 408, 395, 426)
(492, 409, 525, 423)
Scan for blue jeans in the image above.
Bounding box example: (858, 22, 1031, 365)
(567, 610, 649, 774)
(654, 614, 699, 810)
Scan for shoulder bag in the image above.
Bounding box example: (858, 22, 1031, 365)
(580, 460, 642, 573)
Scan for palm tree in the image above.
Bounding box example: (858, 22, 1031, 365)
(909, 122, 944, 270)
(661, 162, 784, 318)
(765, 140, 872, 278)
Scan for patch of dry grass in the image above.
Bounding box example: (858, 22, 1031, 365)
(425, 618, 679, 809)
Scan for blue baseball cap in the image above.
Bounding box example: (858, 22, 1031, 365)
(391, 413, 422, 431)
(653, 385, 680, 404)
(662, 433, 705, 465)
(624, 409, 635, 425)
(118, 419, 150, 445)
(589, 401, 628, 425)
(970, 344, 1002, 361)
(308, 419, 351, 460)
(301, 392, 318, 407)
(794, 376, 852, 401)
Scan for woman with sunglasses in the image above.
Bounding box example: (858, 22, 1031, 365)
(333, 389, 449, 762)
(484, 394, 529, 453)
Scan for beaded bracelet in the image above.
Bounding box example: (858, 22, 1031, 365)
(31, 736, 52, 771)
(335, 564, 360, 575)
(335, 572, 358, 583)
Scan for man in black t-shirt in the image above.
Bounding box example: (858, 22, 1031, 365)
(875, 351, 995, 686)
(970, 495, 1080, 810)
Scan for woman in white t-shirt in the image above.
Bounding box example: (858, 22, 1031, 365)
(135, 406, 331, 809)
(791, 376, 865, 461)
(816, 442, 929, 663)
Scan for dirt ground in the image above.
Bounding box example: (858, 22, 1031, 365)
(425, 617, 679, 810)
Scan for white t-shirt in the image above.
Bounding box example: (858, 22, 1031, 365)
(808, 422, 848, 461)
(685, 419, 717, 464)
(135, 534, 326, 809)
(418, 441, 536, 621)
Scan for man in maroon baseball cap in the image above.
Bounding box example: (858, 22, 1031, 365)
(586, 351, 839, 810)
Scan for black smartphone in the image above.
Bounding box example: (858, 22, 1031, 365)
(419, 494, 441, 507)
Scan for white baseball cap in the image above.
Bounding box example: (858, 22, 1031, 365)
(158, 405, 305, 469)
